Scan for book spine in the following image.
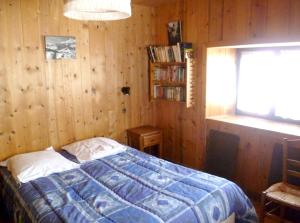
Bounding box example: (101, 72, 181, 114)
(148, 44, 192, 64)
(180, 42, 193, 61)
(176, 42, 182, 62)
(146, 47, 153, 62)
(153, 66, 186, 83)
(153, 85, 185, 101)
(150, 46, 156, 63)
(154, 47, 161, 62)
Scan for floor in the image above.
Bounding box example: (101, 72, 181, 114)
(253, 200, 275, 223)
(253, 199, 300, 223)
(0, 212, 9, 223)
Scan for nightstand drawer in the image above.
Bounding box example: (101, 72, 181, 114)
(127, 126, 162, 158)
(143, 134, 161, 147)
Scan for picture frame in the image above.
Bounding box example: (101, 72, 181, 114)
(167, 21, 182, 45)
(45, 36, 76, 60)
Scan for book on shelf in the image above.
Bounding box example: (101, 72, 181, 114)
(146, 42, 192, 63)
(153, 66, 185, 83)
(178, 42, 192, 62)
(153, 85, 186, 102)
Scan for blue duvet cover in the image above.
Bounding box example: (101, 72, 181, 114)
(0, 147, 258, 223)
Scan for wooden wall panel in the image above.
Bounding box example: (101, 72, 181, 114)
(289, 0, 300, 37)
(133, 0, 178, 7)
(154, 1, 184, 45)
(0, 0, 12, 159)
(234, 0, 252, 40)
(206, 0, 300, 42)
(206, 47, 237, 117)
(249, 0, 268, 39)
(222, 0, 236, 40)
(154, 0, 300, 182)
(206, 118, 300, 197)
(209, 0, 224, 42)
(0, 0, 156, 160)
(265, 0, 290, 38)
(154, 0, 209, 168)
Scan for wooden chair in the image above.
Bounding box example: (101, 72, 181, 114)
(260, 139, 300, 222)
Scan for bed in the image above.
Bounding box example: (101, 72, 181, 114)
(0, 147, 258, 223)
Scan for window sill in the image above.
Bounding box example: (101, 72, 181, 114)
(206, 115, 300, 137)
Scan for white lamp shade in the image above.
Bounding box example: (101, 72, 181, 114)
(64, 0, 132, 21)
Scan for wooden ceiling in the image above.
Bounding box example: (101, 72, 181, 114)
(132, 0, 178, 7)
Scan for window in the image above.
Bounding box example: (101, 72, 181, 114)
(236, 47, 300, 123)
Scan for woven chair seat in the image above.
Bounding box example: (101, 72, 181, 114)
(266, 182, 300, 208)
(261, 139, 300, 222)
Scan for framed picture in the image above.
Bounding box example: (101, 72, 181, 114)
(167, 21, 182, 45)
(45, 36, 76, 59)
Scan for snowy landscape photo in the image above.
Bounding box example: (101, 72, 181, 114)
(45, 36, 76, 59)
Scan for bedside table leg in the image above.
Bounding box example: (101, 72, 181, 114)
(159, 142, 162, 158)
(139, 137, 144, 153)
(127, 136, 131, 147)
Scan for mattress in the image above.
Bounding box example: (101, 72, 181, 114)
(0, 147, 258, 223)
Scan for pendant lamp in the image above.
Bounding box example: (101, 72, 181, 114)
(64, 0, 132, 21)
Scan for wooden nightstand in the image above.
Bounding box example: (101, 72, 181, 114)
(127, 126, 162, 158)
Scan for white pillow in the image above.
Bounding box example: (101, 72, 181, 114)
(62, 137, 127, 163)
(0, 146, 54, 167)
(4, 147, 79, 183)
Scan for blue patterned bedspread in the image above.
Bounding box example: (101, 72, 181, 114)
(0, 147, 258, 223)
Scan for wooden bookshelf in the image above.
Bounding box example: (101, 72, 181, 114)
(151, 62, 186, 66)
(149, 51, 195, 108)
(153, 81, 186, 87)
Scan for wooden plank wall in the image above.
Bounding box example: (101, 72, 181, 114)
(0, 0, 156, 160)
(154, 0, 300, 175)
(154, 0, 209, 167)
(206, 118, 300, 198)
(206, 47, 237, 117)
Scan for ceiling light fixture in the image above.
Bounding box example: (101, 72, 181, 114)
(64, 0, 132, 21)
